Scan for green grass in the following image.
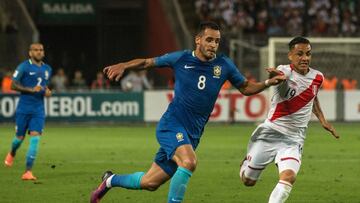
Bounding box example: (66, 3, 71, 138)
(0, 122, 359, 203)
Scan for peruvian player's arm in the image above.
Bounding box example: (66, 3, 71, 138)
(312, 96, 339, 139)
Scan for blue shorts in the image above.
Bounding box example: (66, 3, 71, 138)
(154, 121, 200, 176)
(15, 113, 45, 136)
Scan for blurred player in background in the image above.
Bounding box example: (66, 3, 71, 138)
(239, 37, 339, 203)
(4, 43, 52, 180)
(90, 21, 285, 203)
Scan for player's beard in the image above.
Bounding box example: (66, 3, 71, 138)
(32, 54, 44, 63)
(200, 46, 215, 60)
(295, 62, 310, 74)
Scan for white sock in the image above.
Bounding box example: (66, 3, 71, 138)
(106, 174, 115, 188)
(239, 159, 249, 179)
(268, 180, 292, 203)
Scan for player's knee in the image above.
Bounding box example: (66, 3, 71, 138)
(180, 158, 197, 172)
(29, 131, 40, 136)
(242, 177, 257, 187)
(280, 169, 297, 184)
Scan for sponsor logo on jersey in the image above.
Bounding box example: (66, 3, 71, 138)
(176, 132, 184, 142)
(29, 72, 36, 75)
(184, 64, 195, 69)
(213, 65, 221, 78)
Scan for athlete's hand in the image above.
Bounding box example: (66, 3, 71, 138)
(266, 67, 284, 79)
(44, 87, 52, 97)
(32, 85, 42, 93)
(103, 63, 126, 81)
(267, 74, 286, 86)
(322, 122, 339, 139)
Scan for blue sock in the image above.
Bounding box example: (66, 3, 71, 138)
(10, 136, 23, 156)
(168, 167, 192, 203)
(110, 172, 144, 189)
(26, 136, 40, 171)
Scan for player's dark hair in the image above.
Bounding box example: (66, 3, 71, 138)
(289, 37, 311, 50)
(197, 21, 220, 36)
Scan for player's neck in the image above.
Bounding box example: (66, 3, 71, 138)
(30, 58, 43, 67)
(194, 50, 214, 62)
(294, 69, 309, 75)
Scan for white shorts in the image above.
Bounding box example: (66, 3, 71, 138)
(243, 125, 303, 181)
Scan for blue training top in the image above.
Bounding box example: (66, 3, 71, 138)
(12, 59, 52, 115)
(155, 50, 245, 138)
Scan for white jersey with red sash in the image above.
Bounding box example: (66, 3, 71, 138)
(261, 64, 324, 145)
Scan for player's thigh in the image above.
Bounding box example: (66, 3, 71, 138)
(155, 128, 194, 175)
(275, 144, 302, 174)
(15, 113, 30, 136)
(28, 115, 45, 135)
(173, 136, 200, 163)
(245, 140, 277, 180)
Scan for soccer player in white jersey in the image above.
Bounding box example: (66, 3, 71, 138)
(239, 36, 339, 203)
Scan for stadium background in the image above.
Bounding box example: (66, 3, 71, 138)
(0, 0, 360, 202)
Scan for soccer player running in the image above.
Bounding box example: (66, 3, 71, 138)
(4, 43, 52, 180)
(90, 21, 286, 203)
(239, 37, 339, 203)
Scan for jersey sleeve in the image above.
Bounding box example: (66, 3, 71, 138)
(12, 63, 26, 82)
(276, 65, 292, 77)
(154, 50, 186, 68)
(224, 57, 246, 88)
(318, 71, 324, 89)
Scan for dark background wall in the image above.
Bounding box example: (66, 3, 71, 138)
(24, 0, 147, 86)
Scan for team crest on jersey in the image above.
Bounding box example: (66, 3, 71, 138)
(312, 85, 318, 95)
(176, 132, 184, 142)
(45, 71, 49, 80)
(213, 66, 221, 78)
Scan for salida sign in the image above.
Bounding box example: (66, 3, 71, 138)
(38, 0, 96, 24)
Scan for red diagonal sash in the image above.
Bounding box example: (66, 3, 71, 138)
(270, 74, 323, 121)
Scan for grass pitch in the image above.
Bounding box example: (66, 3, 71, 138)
(0, 122, 359, 203)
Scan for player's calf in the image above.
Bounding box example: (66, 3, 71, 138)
(141, 178, 162, 191)
(268, 180, 293, 203)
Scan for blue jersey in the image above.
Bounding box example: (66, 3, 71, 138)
(13, 59, 52, 115)
(155, 50, 245, 138)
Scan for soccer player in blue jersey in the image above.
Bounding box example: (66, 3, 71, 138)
(90, 21, 286, 203)
(4, 43, 52, 180)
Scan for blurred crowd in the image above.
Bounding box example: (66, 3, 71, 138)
(195, 0, 359, 39)
(0, 67, 154, 93)
(322, 75, 357, 91)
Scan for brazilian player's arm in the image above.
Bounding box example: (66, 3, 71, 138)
(11, 80, 42, 93)
(103, 58, 156, 81)
(237, 74, 286, 96)
(312, 96, 339, 139)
